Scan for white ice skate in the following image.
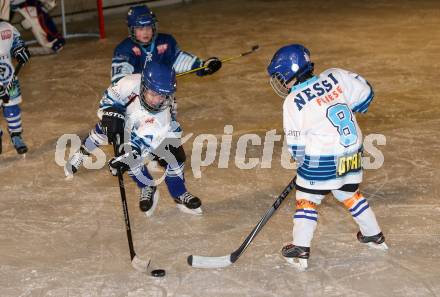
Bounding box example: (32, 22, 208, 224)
(64, 149, 87, 179)
(282, 244, 310, 271)
(357, 231, 389, 251)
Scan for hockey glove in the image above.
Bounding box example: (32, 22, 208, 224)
(101, 108, 125, 144)
(12, 46, 31, 64)
(197, 57, 222, 76)
(0, 85, 10, 104)
(108, 149, 142, 176)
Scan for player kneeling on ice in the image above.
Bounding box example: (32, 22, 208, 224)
(267, 44, 387, 271)
(0, 20, 30, 155)
(102, 61, 202, 216)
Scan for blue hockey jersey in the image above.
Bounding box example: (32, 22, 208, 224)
(111, 33, 202, 83)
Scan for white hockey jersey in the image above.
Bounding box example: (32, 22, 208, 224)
(0, 21, 24, 105)
(283, 68, 374, 190)
(98, 74, 182, 157)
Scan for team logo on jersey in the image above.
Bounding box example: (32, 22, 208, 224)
(336, 151, 362, 177)
(144, 117, 155, 124)
(1, 30, 12, 40)
(157, 44, 168, 54)
(132, 46, 141, 56)
(145, 51, 153, 62)
(0, 62, 13, 83)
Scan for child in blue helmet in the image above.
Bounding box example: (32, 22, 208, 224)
(104, 61, 202, 216)
(65, 5, 221, 178)
(112, 5, 221, 84)
(267, 44, 387, 271)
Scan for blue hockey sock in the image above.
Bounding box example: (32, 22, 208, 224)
(165, 162, 187, 198)
(3, 105, 22, 134)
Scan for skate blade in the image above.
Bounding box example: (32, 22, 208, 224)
(284, 257, 308, 271)
(64, 167, 74, 180)
(143, 191, 160, 218)
(176, 204, 203, 216)
(366, 242, 389, 251)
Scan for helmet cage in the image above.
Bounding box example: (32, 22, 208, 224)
(270, 72, 295, 98)
(140, 83, 173, 113)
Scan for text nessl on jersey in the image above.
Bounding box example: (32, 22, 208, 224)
(292, 73, 342, 111)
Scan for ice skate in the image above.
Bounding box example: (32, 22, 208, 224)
(174, 192, 202, 215)
(282, 244, 310, 271)
(357, 231, 388, 250)
(10, 132, 28, 155)
(140, 186, 160, 217)
(64, 146, 89, 178)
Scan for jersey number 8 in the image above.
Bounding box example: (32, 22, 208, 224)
(326, 103, 357, 147)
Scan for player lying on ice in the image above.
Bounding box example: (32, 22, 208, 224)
(64, 4, 221, 179)
(89, 61, 201, 216)
(267, 44, 388, 271)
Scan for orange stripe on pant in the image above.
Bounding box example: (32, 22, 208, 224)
(343, 191, 363, 209)
(296, 199, 317, 210)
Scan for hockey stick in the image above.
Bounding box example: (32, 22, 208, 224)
(176, 45, 260, 77)
(112, 135, 151, 273)
(187, 176, 296, 268)
(12, 62, 23, 82)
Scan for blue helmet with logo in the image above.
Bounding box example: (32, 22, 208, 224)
(267, 44, 314, 98)
(127, 5, 157, 45)
(140, 61, 176, 113)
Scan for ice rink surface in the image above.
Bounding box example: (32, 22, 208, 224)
(1, 0, 439, 296)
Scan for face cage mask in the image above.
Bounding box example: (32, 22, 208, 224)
(140, 84, 173, 113)
(129, 23, 157, 46)
(270, 72, 296, 98)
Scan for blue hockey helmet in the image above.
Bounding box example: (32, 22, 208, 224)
(140, 61, 176, 113)
(127, 5, 157, 45)
(267, 44, 314, 98)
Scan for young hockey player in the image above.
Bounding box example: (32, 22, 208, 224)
(111, 4, 220, 84)
(0, 0, 65, 54)
(65, 4, 221, 178)
(267, 44, 387, 271)
(103, 61, 202, 216)
(0, 20, 30, 154)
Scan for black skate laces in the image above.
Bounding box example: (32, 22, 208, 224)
(70, 152, 84, 167)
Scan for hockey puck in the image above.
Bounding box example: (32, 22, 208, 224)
(151, 269, 166, 277)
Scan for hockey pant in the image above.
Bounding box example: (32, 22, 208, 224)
(128, 143, 187, 198)
(83, 122, 187, 198)
(292, 184, 382, 247)
(14, 0, 65, 52)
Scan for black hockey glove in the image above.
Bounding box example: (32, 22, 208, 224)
(197, 57, 222, 76)
(108, 149, 142, 176)
(12, 46, 31, 64)
(101, 108, 125, 144)
(0, 85, 10, 104)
